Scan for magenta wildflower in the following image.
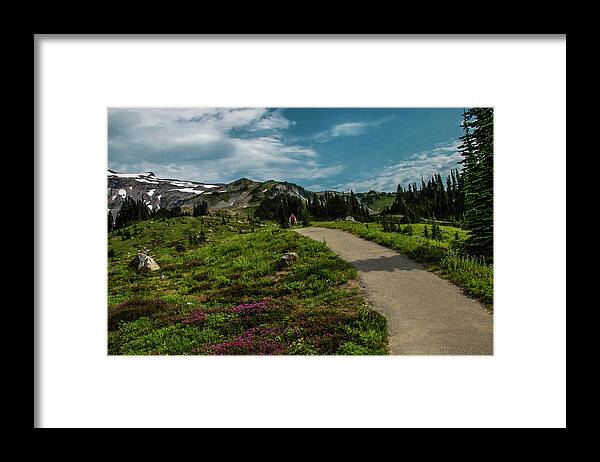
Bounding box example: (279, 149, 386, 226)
(231, 300, 270, 316)
(202, 326, 285, 355)
(181, 309, 208, 325)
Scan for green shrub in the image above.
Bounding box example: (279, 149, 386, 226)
(337, 342, 371, 355)
(288, 338, 318, 355)
(108, 299, 181, 331)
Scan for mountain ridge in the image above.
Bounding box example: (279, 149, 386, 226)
(107, 171, 319, 219)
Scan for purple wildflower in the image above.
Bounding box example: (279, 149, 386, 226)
(231, 300, 270, 316)
(201, 326, 285, 355)
(181, 309, 208, 325)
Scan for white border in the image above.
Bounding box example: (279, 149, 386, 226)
(36, 36, 566, 428)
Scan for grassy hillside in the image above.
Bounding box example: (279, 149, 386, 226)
(355, 191, 396, 212)
(313, 221, 493, 307)
(108, 215, 387, 355)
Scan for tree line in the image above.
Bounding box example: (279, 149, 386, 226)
(254, 190, 370, 223)
(382, 168, 464, 223)
(108, 197, 209, 232)
(308, 191, 370, 222)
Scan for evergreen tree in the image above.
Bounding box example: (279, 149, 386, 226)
(255, 190, 371, 224)
(388, 168, 465, 222)
(458, 107, 493, 259)
(198, 228, 207, 244)
(193, 201, 209, 217)
(450, 231, 462, 252)
(430, 219, 443, 241)
(279, 207, 289, 229)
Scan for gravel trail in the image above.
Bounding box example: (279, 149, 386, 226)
(295, 227, 493, 355)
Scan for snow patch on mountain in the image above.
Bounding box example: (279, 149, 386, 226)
(168, 188, 204, 194)
(169, 181, 197, 188)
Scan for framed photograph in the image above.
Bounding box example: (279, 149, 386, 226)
(106, 107, 493, 356)
(35, 35, 566, 428)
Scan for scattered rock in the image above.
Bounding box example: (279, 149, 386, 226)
(275, 252, 299, 271)
(130, 249, 160, 272)
(344, 216, 355, 221)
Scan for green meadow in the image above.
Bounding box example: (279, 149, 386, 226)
(107, 215, 388, 355)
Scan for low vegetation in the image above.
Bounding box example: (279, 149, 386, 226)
(313, 220, 493, 308)
(355, 191, 396, 212)
(108, 215, 388, 355)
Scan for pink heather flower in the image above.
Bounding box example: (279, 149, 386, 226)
(201, 326, 285, 355)
(231, 301, 270, 316)
(181, 309, 208, 325)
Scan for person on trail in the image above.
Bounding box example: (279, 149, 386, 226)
(288, 213, 297, 227)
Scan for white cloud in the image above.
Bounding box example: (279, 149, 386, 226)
(332, 140, 462, 192)
(310, 115, 395, 143)
(331, 122, 368, 137)
(108, 108, 339, 183)
(247, 110, 294, 131)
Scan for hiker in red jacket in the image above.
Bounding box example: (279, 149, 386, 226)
(289, 213, 298, 227)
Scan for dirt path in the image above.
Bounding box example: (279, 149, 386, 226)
(295, 227, 493, 355)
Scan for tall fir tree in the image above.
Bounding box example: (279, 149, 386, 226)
(458, 107, 493, 259)
(193, 201, 209, 217)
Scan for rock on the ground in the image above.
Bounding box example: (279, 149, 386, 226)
(345, 216, 355, 221)
(275, 252, 299, 271)
(130, 251, 160, 271)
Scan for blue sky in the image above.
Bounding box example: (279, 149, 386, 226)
(108, 108, 464, 192)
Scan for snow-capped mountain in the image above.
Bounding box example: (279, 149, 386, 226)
(107, 170, 312, 219)
(107, 170, 226, 217)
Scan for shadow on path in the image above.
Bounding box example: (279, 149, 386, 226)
(295, 226, 493, 355)
(345, 254, 424, 273)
